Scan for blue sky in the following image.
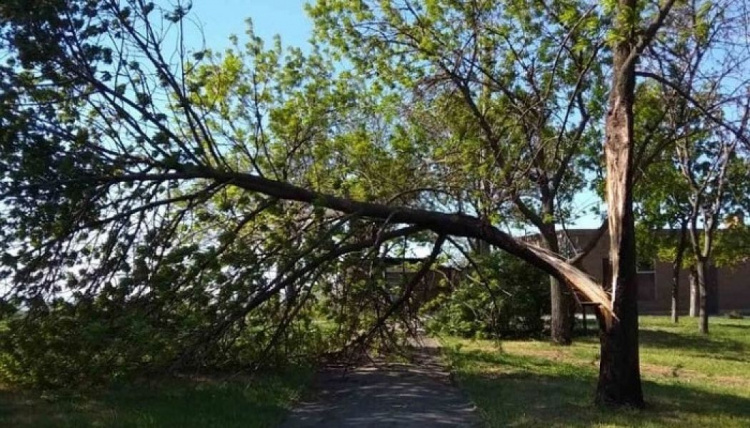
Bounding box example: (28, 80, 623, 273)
(188, 0, 312, 51)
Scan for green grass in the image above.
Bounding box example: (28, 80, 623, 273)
(0, 368, 312, 427)
(441, 316, 750, 427)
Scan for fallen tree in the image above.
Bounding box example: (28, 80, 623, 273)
(2, 0, 749, 406)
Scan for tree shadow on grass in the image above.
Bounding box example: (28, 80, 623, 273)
(0, 370, 310, 428)
(448, 347, 750, 428)
(639, 329, 749, 362)
(718, 323, 750, 330)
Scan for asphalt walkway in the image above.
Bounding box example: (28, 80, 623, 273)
(278, 338, 480, 427)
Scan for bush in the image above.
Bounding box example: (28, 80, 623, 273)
(0, 299, 173, 388)
(0, 291, 326, 388)
(423, 252, 549, 339)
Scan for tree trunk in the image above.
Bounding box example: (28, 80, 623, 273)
(696, 260, 709, 334)
(596, 0, 644, 407)
(689, 267, 699, 317)
(595, 287, 642, 407)
(550, 276, 574, 344)
(595, 219, 642, 407)
(541, 227, 574, 345)
(670, 281, 679, 323)
(671, 221, 688, 323)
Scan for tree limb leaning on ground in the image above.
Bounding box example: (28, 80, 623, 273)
(2, 0, 750, 407)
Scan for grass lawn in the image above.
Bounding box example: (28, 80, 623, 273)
(441, 316, 750, 427)
(0, 368, 312, 427)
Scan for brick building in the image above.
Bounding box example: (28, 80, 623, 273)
(559, 229, 750, 315)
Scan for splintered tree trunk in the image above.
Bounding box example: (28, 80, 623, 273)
(596, 203, 642, 407)
(689, 268, 699, 317)
(597, 0, 644, 407)
(696, 260, 709, 334)
(550, 277, 574, 344)
(595, 277, 642, 407)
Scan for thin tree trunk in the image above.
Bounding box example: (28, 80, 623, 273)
(546, 229, 574, 345)
(596, 0, 643, 407)
(550, 276, 574, 344)
(689, 267, 699, 317)
(671, 221, 688, 323)
(671, 282, 679, 323)
(696, 259, 709, 334)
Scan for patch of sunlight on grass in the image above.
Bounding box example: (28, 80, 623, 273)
(440, 316, 750, 427)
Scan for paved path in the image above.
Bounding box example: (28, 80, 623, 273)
(279, 339, 480, 427)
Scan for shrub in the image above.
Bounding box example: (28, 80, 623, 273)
(0, 292, 325, 388)
(423, 251, 549, 339)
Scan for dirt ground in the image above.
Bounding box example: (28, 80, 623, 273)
(278, 338, 480, 427)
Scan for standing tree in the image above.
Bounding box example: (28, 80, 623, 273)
(633, 82, 704, 325)
(678, 132, 745, 334)
(635, 161, 691, 325)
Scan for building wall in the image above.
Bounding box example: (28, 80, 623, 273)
(718, 262, 750, 312)
(640, 261, 691, 314)
(561, 229, 750, 314)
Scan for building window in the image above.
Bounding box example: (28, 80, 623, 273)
(637, 260, 656, 301)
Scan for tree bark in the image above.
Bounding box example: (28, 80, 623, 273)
(595, 288, 642, 407)
(696, 259, 709, 334)
(596, 219, 642, 407)
(689, 267, 699, 317)
(596, 0, 644, 407)
(550, 276, 574, 344)
(545, 229, 574, 345)
(671, 221, 688, 323)
(670, 281, 679, 323)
